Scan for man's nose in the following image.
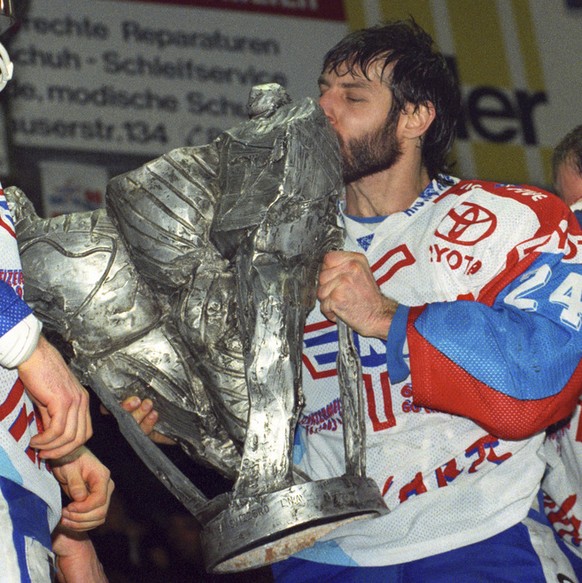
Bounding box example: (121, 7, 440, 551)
(318, 92, 336, 126)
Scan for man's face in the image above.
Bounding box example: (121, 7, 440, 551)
(555, 159, 582, 208)
(318, 62, 403, 184)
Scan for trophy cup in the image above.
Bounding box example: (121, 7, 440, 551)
(7, 84, 388, 573)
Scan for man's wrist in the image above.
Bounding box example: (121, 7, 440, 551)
(50, 445, 88, 467)
(374, 296, 399, 339)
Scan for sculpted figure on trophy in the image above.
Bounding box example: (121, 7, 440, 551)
(6, 83, 387, 573)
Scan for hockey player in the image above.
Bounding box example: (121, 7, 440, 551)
(271, 21, 582, 582)
(538, 124, 582, 581)
(127, 20, 582, 582)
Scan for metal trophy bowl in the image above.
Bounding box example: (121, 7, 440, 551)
(7, 84, 388, 573)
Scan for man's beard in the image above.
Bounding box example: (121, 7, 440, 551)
(339, 110, 402, 184)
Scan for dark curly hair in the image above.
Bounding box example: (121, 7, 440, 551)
(322, 19, 461, 179)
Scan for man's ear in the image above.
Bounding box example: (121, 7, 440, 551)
(399, 102, 436, 140)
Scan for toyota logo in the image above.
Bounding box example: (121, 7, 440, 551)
(435, 202, 497, 245)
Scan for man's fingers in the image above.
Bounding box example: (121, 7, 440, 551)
(120, 396, 141, 413)
(65, 482, 110, 514)
(63, 471, 89, 504)
(122, 397, 157, 434)
(119, 396, 175, 444)
(29, 387, 92, 459)
(61, 479, 114, 531)
(149, 431, 173, 445)
(31, 413, 85, 460)
(60, 511, 107, 531)
(30, 407, 71, 448)
(316, 250, 394, 339)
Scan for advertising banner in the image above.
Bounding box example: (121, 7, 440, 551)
(1, 0, 581, 213)
(7, 0, 347, 156)
(2, 0, 348, 214)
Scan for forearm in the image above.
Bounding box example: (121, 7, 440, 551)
(52, 530, 108, 583)
(17, 334, 92, 458)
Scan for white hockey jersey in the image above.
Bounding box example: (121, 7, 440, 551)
(0, 187, 60, 531)
(541, 200, 582, 561)
(294, 176, 582, 566)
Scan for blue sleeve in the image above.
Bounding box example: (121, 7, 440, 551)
(417, 253, 582, 399)
(386, 304, 410, 383)
(0, 279, 32, 338)
(409, 249, 582, 440)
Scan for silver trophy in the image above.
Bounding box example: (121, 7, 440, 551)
(7, 85, 388, 573)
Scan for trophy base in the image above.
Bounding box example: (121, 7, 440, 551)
(201, 475, 388, 573)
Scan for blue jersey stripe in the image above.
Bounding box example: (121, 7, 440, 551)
(0, 280, 32, 338)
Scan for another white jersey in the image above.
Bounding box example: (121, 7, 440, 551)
(541, 205, 582, 560)
(294, 176, 582, 566)
(0, 187, 60, 531)
(543, 406, 582, 559)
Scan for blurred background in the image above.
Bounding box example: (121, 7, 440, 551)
(2, 1, 581, 580)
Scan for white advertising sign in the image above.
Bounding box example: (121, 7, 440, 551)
(6, 0, 348, 157)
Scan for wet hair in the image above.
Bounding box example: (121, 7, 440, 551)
(322, 19, 461, 179)
(552, 124, 582, 181)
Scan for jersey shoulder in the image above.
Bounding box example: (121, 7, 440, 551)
(442, 179, 570, 226)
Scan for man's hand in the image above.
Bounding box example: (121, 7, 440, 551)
(52, 528, 108, 583)
(51, 446, 114, 531)
(317, 250, 398, 339)
(118, 397, 176, 445)
(18, 336, 92, 459)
